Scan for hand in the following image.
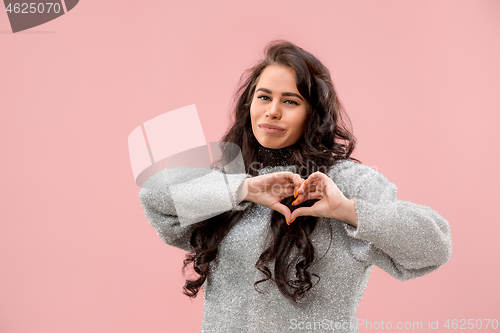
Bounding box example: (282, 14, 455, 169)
(243, 171, 304, 224)
(289, 171, 357, 226)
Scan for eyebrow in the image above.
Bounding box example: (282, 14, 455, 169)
(256, 88, 304, 101)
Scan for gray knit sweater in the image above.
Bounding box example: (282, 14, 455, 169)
(138, 159, 452, 333)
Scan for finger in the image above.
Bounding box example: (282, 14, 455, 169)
(284, 183, 298, 197)
(278, 173, 305, 197)
(294, 180, 320, 201)
(307, 171, 328, 186)
(269, 202, 292, 224)
(276, 183, 297, 198)
(276, 171, 297, 183)
(272, 173, 293, 189)
(300, 191, 324, 202)
(280, 172, 306, 188)
(290, 206, 318, 222)
(292, 187, 324, 206)
(290, 174, 305, 194)
(295, 173, 306, 186)
(300, 172, 329, 193)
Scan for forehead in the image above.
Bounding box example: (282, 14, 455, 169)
(256, 65, 298, 91)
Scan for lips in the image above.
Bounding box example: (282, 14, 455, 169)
(258, 123, 285, 131)
(258, 123, 286, 135)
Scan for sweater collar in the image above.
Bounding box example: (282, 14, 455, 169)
(256, 142, 295, 168)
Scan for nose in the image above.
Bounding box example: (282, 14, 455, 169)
(266, 100, 281, 119)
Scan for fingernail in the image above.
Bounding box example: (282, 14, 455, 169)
(304, 179, 308, 185)
(290, 217, 296, 224)
(286, 218, 289, 225)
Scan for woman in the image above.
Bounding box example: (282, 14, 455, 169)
(139, 40, 452, 333)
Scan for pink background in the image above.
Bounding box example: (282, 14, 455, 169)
(1, 0, 499, 332)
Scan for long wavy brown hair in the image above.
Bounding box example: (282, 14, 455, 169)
(182, 39, 361, 302)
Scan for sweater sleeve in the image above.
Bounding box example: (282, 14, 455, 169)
(330, 160, 452, 281)
(138, 166, 252, 252)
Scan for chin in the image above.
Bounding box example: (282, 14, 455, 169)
(254, 131, 290, 149)
(259, 139, 286, 149)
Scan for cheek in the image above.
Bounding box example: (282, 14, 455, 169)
(249, 107, 258, 131)
(250, 111, 257, 127)
(294, 116, 308, 136)
(249, 101, 257, 119)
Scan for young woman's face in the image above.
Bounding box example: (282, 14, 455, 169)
(250, 65, 311, 149)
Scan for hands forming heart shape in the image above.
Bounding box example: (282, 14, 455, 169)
(241, 171, 354, 225)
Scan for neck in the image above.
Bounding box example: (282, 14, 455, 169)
(257, 142, 294, 168)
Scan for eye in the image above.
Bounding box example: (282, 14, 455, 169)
(258, 95, 271, 101)
(284, 100, 299, 105)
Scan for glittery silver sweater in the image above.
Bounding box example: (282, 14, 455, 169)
(138, 160, 452, 333)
